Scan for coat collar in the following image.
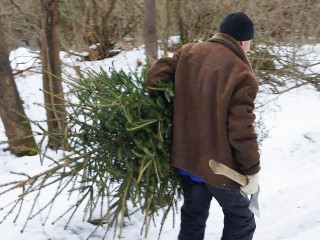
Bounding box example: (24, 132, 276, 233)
(209, 33, 253, 71)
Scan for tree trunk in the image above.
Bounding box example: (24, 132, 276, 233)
(143, 0, 158, 63)
(163, 0, 171, 57)
(0, 24, 38, 156)
(40, 0, 67, 149)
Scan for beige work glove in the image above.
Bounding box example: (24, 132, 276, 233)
(240, 173, 259, 195)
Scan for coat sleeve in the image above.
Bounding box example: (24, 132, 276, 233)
(146, 48, 182, 88)
(227, 75, 260, 175)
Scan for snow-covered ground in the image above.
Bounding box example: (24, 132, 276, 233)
(1, 47, 320, 240)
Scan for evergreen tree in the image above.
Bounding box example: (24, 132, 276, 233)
(0, 66, 182, 239)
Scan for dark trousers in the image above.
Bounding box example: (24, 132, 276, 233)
(178, 176, 255, 240)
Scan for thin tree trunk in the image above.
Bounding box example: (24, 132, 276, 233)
(40, 0, 67, 149)
(143, 0, 158, 63)
(0, 24, 38, 156)
(163, 0, 171, 57)
(175, 0, 185, 44)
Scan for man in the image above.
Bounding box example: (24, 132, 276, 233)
(146, 12, 260, 240)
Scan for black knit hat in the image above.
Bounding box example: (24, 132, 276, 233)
(219, 12, 254, 41)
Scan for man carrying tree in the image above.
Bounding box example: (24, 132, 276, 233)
(147, 12, 260, 240)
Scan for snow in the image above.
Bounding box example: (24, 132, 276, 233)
(168, 36, 181, 47)
(1, 47, 320, 240)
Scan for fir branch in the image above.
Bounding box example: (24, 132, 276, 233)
(0, 66, 181, 240)
(0, 143, 109, 197)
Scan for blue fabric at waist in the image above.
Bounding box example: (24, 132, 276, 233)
(177, 169, 204, 182)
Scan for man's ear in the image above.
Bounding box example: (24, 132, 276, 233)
(239, 41, 244, 46)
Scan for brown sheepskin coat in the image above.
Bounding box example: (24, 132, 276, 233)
(146, 33, 260, 189)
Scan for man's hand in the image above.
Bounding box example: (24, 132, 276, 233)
(240, 173, 259, 195)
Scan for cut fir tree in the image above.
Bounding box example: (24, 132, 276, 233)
(0, 66, 182, 240)
(66, 67, 182, 238)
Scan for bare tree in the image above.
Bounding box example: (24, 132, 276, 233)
(0, 23, 37, 156)
(143, 0, 158, 63)
(40, 0, 67, 149)
(0, 0, 42, 50)
(59, 0, 141, 60)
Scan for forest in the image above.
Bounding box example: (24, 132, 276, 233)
(0, 1, 320, 239)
